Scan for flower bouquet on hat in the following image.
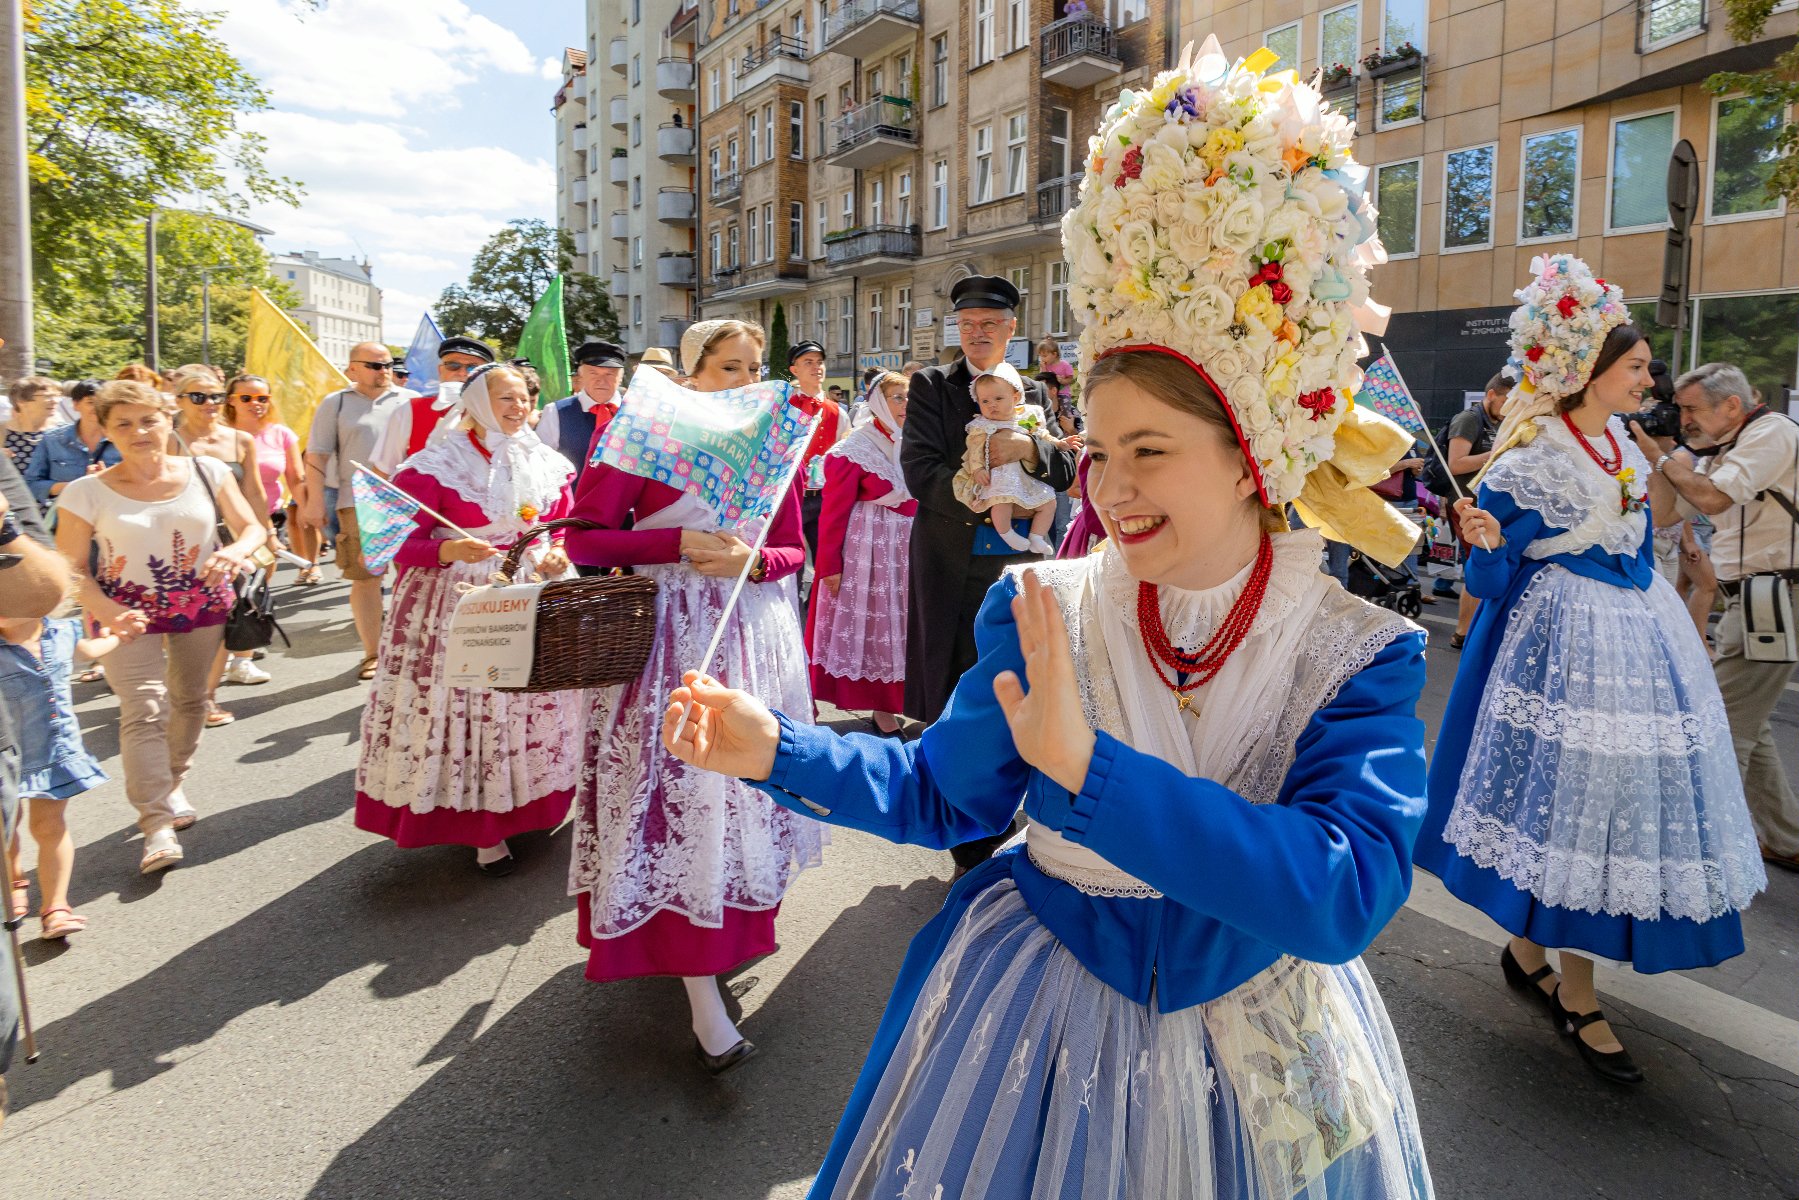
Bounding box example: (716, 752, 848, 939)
(1062, 36, 1420, 563)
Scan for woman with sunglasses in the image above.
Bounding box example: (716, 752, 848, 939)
(167, 366, 275, 724)
(224, 374, 303, 553)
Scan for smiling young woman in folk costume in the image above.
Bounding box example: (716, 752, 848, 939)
(661, 42, 1440, 1198)
(1416, 255, 1764, 1085)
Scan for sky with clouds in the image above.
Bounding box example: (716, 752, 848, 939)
(215, 0, 585, 346)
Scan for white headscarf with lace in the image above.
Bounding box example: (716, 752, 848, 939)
(401, 364, 572, 537)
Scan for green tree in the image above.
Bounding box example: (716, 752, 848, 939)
(24, 0, 300, 316)
(768, 302, 791, 381)
(435, 219, 619, 357)
(1709, 0, 1799, 206)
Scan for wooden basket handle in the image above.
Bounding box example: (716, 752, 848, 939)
(497, 518, 604, 583)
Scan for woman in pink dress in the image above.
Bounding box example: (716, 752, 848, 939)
(565, 319, 823, 1075)
(806, 371, 915, 733)
(354, 364, 583, 876)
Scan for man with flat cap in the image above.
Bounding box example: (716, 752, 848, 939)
(539, 338, 627, 487)
(371, 334, 494, 472)
(787, 339, 842, 585)
(903, 275, 1076, 868)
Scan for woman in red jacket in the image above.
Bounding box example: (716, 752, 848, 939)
(806, 371, 916, 734)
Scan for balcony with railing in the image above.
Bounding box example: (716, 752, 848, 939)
(608, 154, 630, 185)
(1035, 174, 1079, 222)
(666, 0, 699, 43)
(657, 187, 697, 225)
(572, 123, 588, 150)
(711, 171, 743, 207)
(573, 230, 589, 256)
(571, 177, 589, 206)
(657, 252, 697, 287)
(658, 315, 694, 347)
(736, 34, 809, 96)
(824, 224, 920, 268)
(610, 269, 629, 296)
(609, 95, 628, 128)
(657, 123, 696, 160)
(608, 36, 628, 73)
(656, 58, 697, 98)
(1039, 14, 1121, 88)
(825, 98, 918, 170)
(709, 259, 810, 300)
(609, 210, 629, 241)
(823, 0, 921, 59)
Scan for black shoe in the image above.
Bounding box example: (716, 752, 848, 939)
(1449, 633, 1466, 650)
(1550, 988, 1645, 1085)
(695, 1036, 757, 1076)
(476, 854, 515, 877)
(1500, 944, 1558, 1012)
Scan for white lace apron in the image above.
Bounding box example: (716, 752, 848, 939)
(812, 427, 912, 683)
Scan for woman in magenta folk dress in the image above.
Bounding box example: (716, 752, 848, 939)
(806, 372, 915, 733)
(354, 364, 583, 876)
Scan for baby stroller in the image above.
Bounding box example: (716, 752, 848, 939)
(1345, 549, 1423, 617)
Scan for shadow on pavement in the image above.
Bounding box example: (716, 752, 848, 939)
(7, 825, 573, 1114)
(306, 876, 950, 1200)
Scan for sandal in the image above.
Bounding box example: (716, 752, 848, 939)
(296, 565, 323, 585)
(9, 878, 29, 919)
(358, 655, 379, 681)
(76, 666, 104, 684)
(140, 829, 184, 875)
(204, 699, 235, 728)
(38, 906, 87, 940)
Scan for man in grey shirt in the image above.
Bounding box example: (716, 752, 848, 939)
(301, 341, 408, 678)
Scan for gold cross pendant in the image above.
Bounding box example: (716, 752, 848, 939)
(1176, 694, 1195, 715)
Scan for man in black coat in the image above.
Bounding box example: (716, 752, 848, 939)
(902, 276, 1078, 868)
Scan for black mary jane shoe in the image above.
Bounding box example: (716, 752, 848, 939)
(1499, 944, 1558, 1013)
(695, 1037, 758, 1076)
(1550, 988, 1645, 1085)
(476, 854, 516, 878)
(1449, 633, 1467, 650)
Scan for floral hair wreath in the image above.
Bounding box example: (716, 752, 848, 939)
(1063, 36, 1392, 508)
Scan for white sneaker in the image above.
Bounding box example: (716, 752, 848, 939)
(224, 657, 271, 685)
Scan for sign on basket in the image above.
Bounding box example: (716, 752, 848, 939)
(445, 583, 543, 689)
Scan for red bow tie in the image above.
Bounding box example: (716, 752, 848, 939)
(790, 392, 822, 417)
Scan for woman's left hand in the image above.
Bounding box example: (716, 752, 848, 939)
(200, 547, 249, 587)
(993, 571, 1095, 795)
(538, 546, 571, 577)
(686, 533, 755, 578)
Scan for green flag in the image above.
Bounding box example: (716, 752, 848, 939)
(516, 275, 570, 407)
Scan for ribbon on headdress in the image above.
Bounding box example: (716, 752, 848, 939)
(1291, 403, 1422, 568)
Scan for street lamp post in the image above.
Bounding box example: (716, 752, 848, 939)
(198, 265, 226, 367)
(144, 208, 274, 375)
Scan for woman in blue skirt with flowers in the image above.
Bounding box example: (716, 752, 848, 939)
(1417, 255, 1765, 1085)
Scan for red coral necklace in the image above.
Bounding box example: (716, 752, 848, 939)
(1136, 532, 1274, 716)
(1560, 411, 1621, 475)
(467, 429, 493, 462)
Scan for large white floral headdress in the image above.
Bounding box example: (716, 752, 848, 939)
(1063, 36, 1394, 510)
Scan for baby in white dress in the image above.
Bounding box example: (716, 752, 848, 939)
(952, 362, 1058, 554)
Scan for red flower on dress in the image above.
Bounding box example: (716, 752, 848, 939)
(1113, 145, 1144, 188)
(1297, 388, 1337, 422)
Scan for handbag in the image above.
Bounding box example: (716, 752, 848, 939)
(192, 456, 288, 652)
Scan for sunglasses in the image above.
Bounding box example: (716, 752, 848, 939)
(180, 392, 227, 405)
(232, 394, 273, 404)
(353, 360, 395, 371)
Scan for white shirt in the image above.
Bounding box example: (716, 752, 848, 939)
(1677, 411, 1799, 580)
(535, 389, 614, 455)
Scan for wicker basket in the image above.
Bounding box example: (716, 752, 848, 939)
(490, 518, 659, 693)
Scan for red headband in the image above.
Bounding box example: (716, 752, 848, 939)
(1094, 344, 1271, 506)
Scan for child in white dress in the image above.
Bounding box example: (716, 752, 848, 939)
(953, 362, 1058, 554)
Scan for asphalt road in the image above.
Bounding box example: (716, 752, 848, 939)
(3, 573, 1795, 1199)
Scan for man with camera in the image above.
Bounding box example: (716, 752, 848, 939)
(1634, 362, 1799, 870)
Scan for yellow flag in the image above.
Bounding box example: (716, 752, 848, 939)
(244, 288, 349, 452)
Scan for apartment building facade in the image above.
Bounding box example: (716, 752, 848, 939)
(693, 0, 1175, 384)
(573, 0, 702, 357)
(272, 251, 384, 366)
(554, 48, 591, 275)
(1187, 0, 1799, 419)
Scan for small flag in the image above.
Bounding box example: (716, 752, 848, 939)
(350, 467, 422, 575)
(515, 276, 571, 408)
(1354, 352, 1428, 436)
(594, 366, 815, 527)
(244, 288, 350, 453)
(403, 312, 444, 393)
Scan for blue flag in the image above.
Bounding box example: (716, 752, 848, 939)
(403, 312, 444, 393)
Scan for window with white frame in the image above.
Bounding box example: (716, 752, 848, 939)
(763, 204, 774, 263)
(974, 0, 994, 66)
(1609, 109, 1676, 231)
(1047, 262, 1069, 335)
(632, 176, 642, 207)
(1008, 0, 1027, 51)
(748, 214, 759, 263)
(790, 101, 805, 158)
(816, 97, 827, 156)
(897, 52, 911, 97)
(840, 295, 853, 348)
(931, 35, 949, 106)
(748, 111, 760, 166)
(709, 146, 720, 183)
(1048, 107, 1071, 181)
(898, 171, 913, 227)
(762, 103, 775, 162)
(1377, 0, 1425, 128)
(1643, 0, 1705, 49)
(973, 125, 994, 204)
(817, 0, 828, 42)
(1265, 22, 1300, 70)
(815, 299, 829, 341)
(709, 229, 722, 272)
(726, 54, 737, 101)
(1374, 159, 1420, 256)
(632, 54, 641, 85)
(1005, 114, 1028, 195)
(708, 67, 721, 111)
(869, 67, 884, 101)
(633, 236, 644, 266)
(632, 115, 641, 146)
(1710, 95, 1786, 220)
(870, 178, 885, 225)
(932, 159, 949, 228)
(869, 290, 884, 351)
(632, 295, 642, 325)
(789, 203, 804, 260)
(1520, 128, 1579, 241)
(728, 225, 739, 266)
(842, 190, 854, 228)
(815, 200, 827, 257)
(791, 10, 805, 41)
(728, 138, 739, 173)
(1008, 267, 1030, 335)
(1442, 144, 1497, 251)
(897, 286, 912, 348)
(1320, 3, 1359, 75)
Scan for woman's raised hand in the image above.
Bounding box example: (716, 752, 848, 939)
(993, 571, 1095, 794)
(662, 670, 780, 781)
(1451, 497, 1502, 550)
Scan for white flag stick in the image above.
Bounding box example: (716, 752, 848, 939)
(1376, 354, 1493, 551)
(672, 408, 822, 743)
(349, 461, 483, 542)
